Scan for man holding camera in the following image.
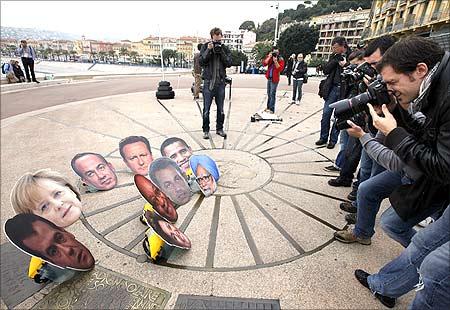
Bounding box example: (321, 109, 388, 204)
(316, 37, 351, 149)
(263, 47, 285, 114)
(351, 36, 450, 309)
(199, 27, 232, 140)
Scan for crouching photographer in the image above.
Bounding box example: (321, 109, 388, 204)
(199, 27, 232, 140)
(350, 36, 450, 309)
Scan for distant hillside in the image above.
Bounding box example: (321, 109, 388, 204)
(1, 26, 80, 41)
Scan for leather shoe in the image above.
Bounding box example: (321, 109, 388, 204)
(216, 130, 227, 138)
(33, 80, 40, 84)
(327, 142, 336, 149)
(345, 213, 357, 224)
(315, 139, 326, 146)
(347, 189, 357, 201)
(334, 228, 371, 245)
(354, 270, 396, 308)
(203, 132, 209, 139)
(324, 165, 340, 172)
(328, 177, 352, 187)
(340, 202, 357, 213)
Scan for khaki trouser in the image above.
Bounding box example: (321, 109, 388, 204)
(6, 72, 19, 84)
(193, 73, 201, 97)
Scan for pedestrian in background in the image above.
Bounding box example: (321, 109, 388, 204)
(291, 53, 307, 105)
(285, 53, 295, 86)
(16, 40, 39, 83)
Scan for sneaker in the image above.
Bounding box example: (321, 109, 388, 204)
(354, 270, 396, 308)
(296, 100, 300, 105)
(203, 132, 209, 139)
(327, 142, 336, 149)
(315, 139, 327, 146)
(328, 177, 352, 187)
(334, 228, 371, 245)
(216, 130, 227, 138)
(324, 165, 340, 172)
(340, 202, 357, 213)
(193, 96, 199, 100)
(418, 217, 434, 227)
(263, 108, 271, 113)
(291, 100, 296, 104)
(345, 213, 357, 224)
(347, 189, 357, 201)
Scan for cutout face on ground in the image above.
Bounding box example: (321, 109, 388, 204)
(189, 155, 219, 197)
(119, 136, 154, 176)
(143, 208, 191, 249)
(160, 137, 193, 174)
(10, 169, 82, 228)
(134, 174, 178, 223)
(4, 214, 95, 271)
(71, 152, 117, 191)
(148, 158, 191, 206)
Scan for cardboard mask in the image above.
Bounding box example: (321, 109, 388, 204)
(148, 158, 192, 206)
(189, 155, 219, 197)
(142, 206, 191, 250)
(70, 152, 118, 191)
(119, 136, 154, 176)
(134, 174, 178, 223)
(4, 214, 95, 271)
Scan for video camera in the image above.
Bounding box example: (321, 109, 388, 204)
(341, 61, 377, 83)
(330, 77, 391, 130)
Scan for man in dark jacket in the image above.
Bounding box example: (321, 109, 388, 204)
(291, 53, 307, 105)
(285, 54, 295, 86)
(199, 27, 232, 140)
(316, 37, 351, 149)
(353, 36, 450, 309)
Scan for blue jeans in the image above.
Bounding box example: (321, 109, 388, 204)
(353, 171, 403, 239)
(367, 206, 450, 309)
(292, 79, 303, 102)
(319, 85, 340, 143)
(266, 79, 278, 112)
(380, 202, 446, 248)
(202, 80, 225, 132)
(335, 130, 349, 168)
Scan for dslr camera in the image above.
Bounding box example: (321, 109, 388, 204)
(341, 61, 377, 83)
(212, 41, 222, 53)
(330, 77, 391, 130)
(272, 51, 279, 58)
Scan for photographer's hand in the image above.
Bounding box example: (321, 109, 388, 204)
(346, 120, 365, 138)
(207, 42, 213, 50)
(368, 104, 397, 135)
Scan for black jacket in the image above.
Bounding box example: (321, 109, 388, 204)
(386, 52, 450, 219)
(199, 42, 232, 83)
(322, 49, 352, 86)
(285, 58, 294, 75)
(292, 60, 307, 79)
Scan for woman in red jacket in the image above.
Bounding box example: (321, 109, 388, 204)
(263, 47, 285, 113)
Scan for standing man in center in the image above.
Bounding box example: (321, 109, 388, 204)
(263, 46, 285, 114)
(199, 27, 232, 140)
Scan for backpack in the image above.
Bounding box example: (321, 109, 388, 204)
(1, 63, 10, 74)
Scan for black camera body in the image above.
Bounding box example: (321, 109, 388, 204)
(272, 52, 278, 58)
(330, 77, 391, 130)
(341, 62, 377, 83)
(212, 41, 222, 53)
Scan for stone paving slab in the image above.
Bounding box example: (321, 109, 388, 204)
(1, 82, 416, 309)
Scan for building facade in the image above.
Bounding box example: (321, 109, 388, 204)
(222, 30, 256, 51)
(310, 8, 370, 60)
(363, 0, 450, 50)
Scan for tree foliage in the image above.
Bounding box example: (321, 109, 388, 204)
(277, 24, 319, 59)
(251, 41, 273, 66)
(230, 50, 248, 67)
(256, 18, 276, 42)
(239, 21, 256, 31)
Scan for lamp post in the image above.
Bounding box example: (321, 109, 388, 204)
(271, 2, 280, 46)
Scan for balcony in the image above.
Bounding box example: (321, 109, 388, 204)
(385, 25, 393, 33)
(399, 0, 407, 5)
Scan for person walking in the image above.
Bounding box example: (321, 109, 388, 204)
(285, 53, 295, 86)
(16, 40, 39, 83)
(291, 53, 307, 105)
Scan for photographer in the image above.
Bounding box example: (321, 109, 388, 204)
(263, 46, 285, 114)
(199, 27, 232, 140)
(316, 37, 351, 149)
(352, 36, 450, 309)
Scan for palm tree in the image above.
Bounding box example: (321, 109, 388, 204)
(62, 50, 69, 62)
(45, 48, 53, 60)
(119, 47, 129, 62)
(70, 50, 77, 61)
(129, 51, 139, 64)
(98, 51, 107, 62)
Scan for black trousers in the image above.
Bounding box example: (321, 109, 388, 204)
(21, 57, 36, 82)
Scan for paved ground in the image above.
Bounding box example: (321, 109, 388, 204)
(0, 75, 415, 309)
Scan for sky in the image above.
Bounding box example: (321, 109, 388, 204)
(1, 1, 315, 41)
